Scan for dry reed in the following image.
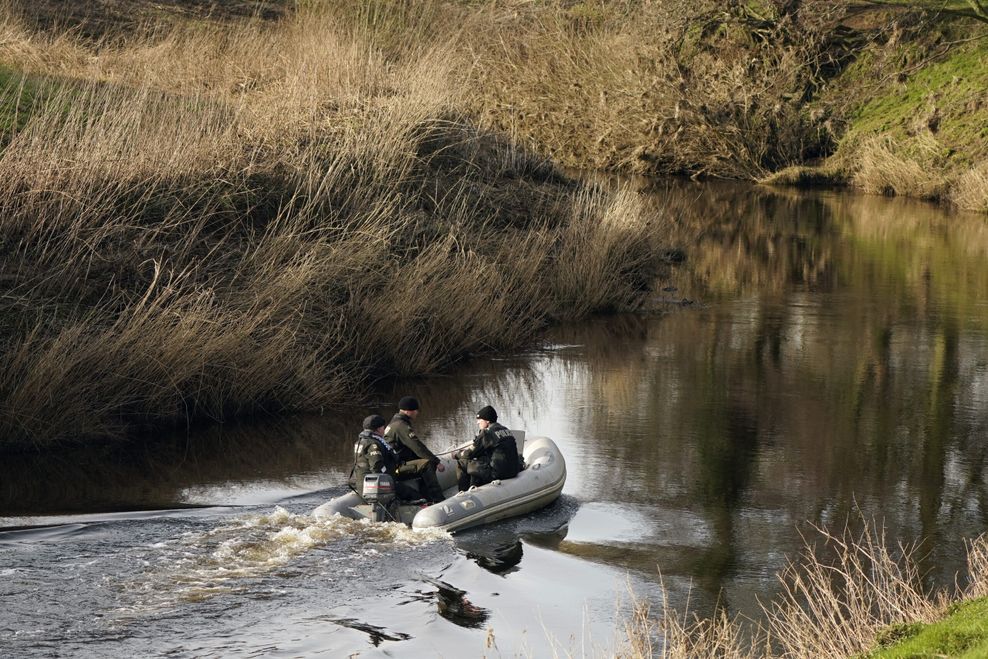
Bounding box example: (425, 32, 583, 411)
(0, 4, 663, 448)
(852, 134, 951, 200)
(462, 0, 848, 179)
(765, 522, 948, 657)
(619, 523, 988, 658)
(950, 160, 988, 212)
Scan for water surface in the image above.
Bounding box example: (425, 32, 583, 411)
(2, 182, 987, 656)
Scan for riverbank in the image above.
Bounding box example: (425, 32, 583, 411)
(1, 0, 985, 446)
(621, 525, 988, 658)
(458, 0, 988, 212)
(0, 3, 665, 449)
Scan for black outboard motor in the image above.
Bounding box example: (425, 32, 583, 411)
(362, 473, 397, 522)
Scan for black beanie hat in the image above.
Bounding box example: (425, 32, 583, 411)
(363, 414, 387, 431)
(397, 396, 420, 411)
(476, 405, 497, 422)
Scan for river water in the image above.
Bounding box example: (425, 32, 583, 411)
(2, 182, 988, 657)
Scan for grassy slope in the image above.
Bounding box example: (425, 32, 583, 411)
(0, 5, 663, 449)
(827, 22, 988, 191)
(867, 598, 988, 658)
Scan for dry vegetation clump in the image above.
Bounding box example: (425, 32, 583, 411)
(0, 5, 664, 448)
(950, 161, 988, 212)
(852, 134, 952, 199)
(765, 523, 948, 657)
(618, 524, 988, 659)
(464, 0, 852, 179)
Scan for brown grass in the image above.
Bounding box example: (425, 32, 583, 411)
(851, 134, 952, 200)
(463, 0, 848, 179)
(0, 4, 664, 448)
(765, 522, 948, 657)
(618, 523, 988, 658)
(951, 160, 988, 212)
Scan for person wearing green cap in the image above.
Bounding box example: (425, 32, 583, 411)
(455, 405, 520, 491)
(384, 396, 445, 503)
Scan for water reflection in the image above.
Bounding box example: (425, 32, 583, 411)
(3, 182, 988, 651)
(319, 617, 411, 646)
(414, 576, 492, 629)
(461, 539, 524, 574)
(0, 414, 357, 517)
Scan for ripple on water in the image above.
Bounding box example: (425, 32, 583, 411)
(114, 506, 452, 618)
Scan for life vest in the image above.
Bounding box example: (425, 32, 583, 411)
(349, 430, 400, 492)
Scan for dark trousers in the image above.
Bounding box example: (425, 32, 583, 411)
(396, 458, 445, 501)
(456, 458, 493, 491)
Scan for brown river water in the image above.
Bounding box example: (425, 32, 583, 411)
(2, 182, 987, 656)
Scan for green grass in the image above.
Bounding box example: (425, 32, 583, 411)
(866, 598, 988, 658)
(0, 65, 40, 135)
(841, 35, 988, 164)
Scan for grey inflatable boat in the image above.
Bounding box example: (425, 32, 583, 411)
(313, 433, 566, 533)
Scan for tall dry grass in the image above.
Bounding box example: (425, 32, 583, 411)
(462, 0, 849, 179)
(851, 134, 952, 200)
(951, 160, 988, 212)
(618, 524, 988, 658)
(0, 5, 663, 448)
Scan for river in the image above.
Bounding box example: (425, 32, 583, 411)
(2, 182, 987, 657)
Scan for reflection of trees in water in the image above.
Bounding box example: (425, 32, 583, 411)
(663, 182, 841, 299)
(565, 183, 988, 600)
(0, 414, 355, 515)
(690, 402, 760, 604)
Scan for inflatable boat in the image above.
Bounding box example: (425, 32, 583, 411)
(313, 434, 566, 533)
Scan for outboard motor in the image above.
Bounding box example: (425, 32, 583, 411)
(362, 473, 396, 522)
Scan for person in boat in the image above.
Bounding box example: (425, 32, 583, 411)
(384, 396, 446, 503)
(455, 405, 520, 491)
(348, 414, 401, 498)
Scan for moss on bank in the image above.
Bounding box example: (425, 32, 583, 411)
(809, 21, 988, 208)
(866, 598, 988, 658)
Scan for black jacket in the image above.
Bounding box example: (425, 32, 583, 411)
(470, 422, 520, 480)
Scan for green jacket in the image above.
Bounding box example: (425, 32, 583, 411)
(384, 413, 437, 464)
(349, 429, 400, 495)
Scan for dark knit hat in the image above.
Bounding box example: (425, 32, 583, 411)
(363, 414, 387, 431)
(476, 405, 497, 422)
(397, 396, 420, 411)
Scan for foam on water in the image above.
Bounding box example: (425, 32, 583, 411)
(114, 506, 452, 617)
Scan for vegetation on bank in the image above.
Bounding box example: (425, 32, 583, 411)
(618, 524, 988, 658)
(1, 0, 985, 447)
(0, 3, 662, 449)
(866, 598, 988, 658)
(322, 0, 987, 211)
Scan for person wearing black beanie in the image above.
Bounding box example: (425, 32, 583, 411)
(384, 396, 445, 503)
(455, 405, 520, 491)
(349, 415, 400, 498)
